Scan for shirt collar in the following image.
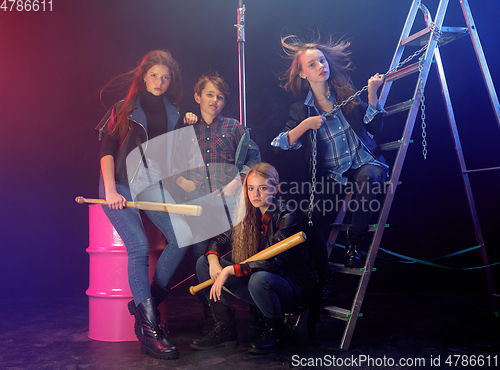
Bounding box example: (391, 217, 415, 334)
(303, 85, 334, 108)
(200, 113, 223, 126)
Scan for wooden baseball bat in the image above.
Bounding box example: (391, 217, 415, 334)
(189, 231, 306, 295)
(75, 196, 202, 216)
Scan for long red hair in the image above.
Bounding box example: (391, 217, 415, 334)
(102, 50, 182, 141)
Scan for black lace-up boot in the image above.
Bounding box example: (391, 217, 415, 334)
(128, 282, 170, 340)
(136, 297, 179, 359)
(200, 300, 216, 336)
(190, 302, 238, 350)
(344, 229, 365, 268)
(248, 316, 288, 354)
(249, 305, 265, 332)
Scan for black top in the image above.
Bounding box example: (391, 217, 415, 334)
(140, 90, 168, 140)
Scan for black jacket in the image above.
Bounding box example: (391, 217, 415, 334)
(208, 202, 319, 311)
(95, 96, 181, 183)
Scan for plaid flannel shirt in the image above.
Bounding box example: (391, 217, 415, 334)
(185, 114, 246, 191)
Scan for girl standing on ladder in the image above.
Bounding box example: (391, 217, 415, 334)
(271, 35, 388, 278)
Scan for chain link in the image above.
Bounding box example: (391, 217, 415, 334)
(306, 23, 442, 223)
(418, 55, 428, 160)
(307, 130, 318, 225)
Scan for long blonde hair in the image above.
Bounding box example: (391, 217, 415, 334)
(280, 34, 359, 114)
(232, 163, 279, 263)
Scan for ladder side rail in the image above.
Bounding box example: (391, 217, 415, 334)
(340, 108, 416, 350)
(340, 57, 435, 351)
(433, 48, 484, 245)
(340, 9, 448, 347)
(379, 0, 422, 106)
(433, 46, 499, 312)
(459, 0, 500, 130)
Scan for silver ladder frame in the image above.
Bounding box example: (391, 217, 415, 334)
(324, 0, 499, 351)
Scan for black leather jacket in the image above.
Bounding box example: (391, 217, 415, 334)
(95, 96, 180, 183)
(208, 201, 319, 311)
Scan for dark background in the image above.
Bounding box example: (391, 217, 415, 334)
(1, 0, 499, 302)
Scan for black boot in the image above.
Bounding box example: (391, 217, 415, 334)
(320, 268, 338, 305)
(248, 316, 288, 354)
(136, 298, 179, 359)
(200, 300, 216, 336)
(249, 305, 265, 332)
(190, 302, 238, 350)
(344, 230, 365, 268)
(128, 282, 170, 341)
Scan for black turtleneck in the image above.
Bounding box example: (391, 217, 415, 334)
(141, 90, 168, 140)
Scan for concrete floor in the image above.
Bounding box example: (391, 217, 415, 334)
(1, 290, 498, 370)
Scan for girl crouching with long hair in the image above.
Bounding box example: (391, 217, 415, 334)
(190, 162, 319, 354)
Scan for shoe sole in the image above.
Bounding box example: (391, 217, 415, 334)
(141, 346, 180, 360)
(190, 340, 238, 350)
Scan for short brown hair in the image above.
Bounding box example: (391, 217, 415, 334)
(194, 72, 230, 100)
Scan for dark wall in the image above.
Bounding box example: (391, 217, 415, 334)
(1, 0, 499, 300)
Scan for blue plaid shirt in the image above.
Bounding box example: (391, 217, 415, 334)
(271, 89, 388, 185)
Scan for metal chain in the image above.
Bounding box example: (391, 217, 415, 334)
(418, 55, 428, 160)
(417, 22, 442, 160)
(306, 22, 442, 223)
(307, 130, 318, 225)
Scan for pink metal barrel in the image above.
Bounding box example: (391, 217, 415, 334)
(86, 204, 167, 342)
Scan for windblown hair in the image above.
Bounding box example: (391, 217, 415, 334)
(102, 50, 182, 141)
(280, 34, 359, 114)
(194, 72, 230, 100)
(232, 163, 279, 263)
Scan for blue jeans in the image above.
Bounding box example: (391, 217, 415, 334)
(99, 175, 192, 306)
(196, 256, 295, 319)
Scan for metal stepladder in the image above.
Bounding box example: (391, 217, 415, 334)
(322, 0, 500, 351)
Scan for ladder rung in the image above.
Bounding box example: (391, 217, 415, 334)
(330, 224, 382, 232)
(385, 62, 420, 82)
(328, 262, 365, 276)
(384, 100, 414, 115)
(463, 166, 500, 174)
(402, 26, 432, 46)
(402, 26, 469, 47)
(379, 140, 403, 151)
(323, 306, 363, 321)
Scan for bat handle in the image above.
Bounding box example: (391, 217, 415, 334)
(189, 279, 214, 295)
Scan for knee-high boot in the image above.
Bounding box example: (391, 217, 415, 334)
(136, 297, 179, 360)
(190, 301, 238, 350)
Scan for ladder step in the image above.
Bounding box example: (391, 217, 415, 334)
(330, 224, 386, 232)
(463, 166, 500, 174)
(323, 305, 363, 321)
(379, 139, 412, 151)
(385, 62, 420, 82)
(328, 262, 366, 276)
(385, 60, 436, 83)
(384, 100, 414, 116)
(402, 26, 469, 47)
